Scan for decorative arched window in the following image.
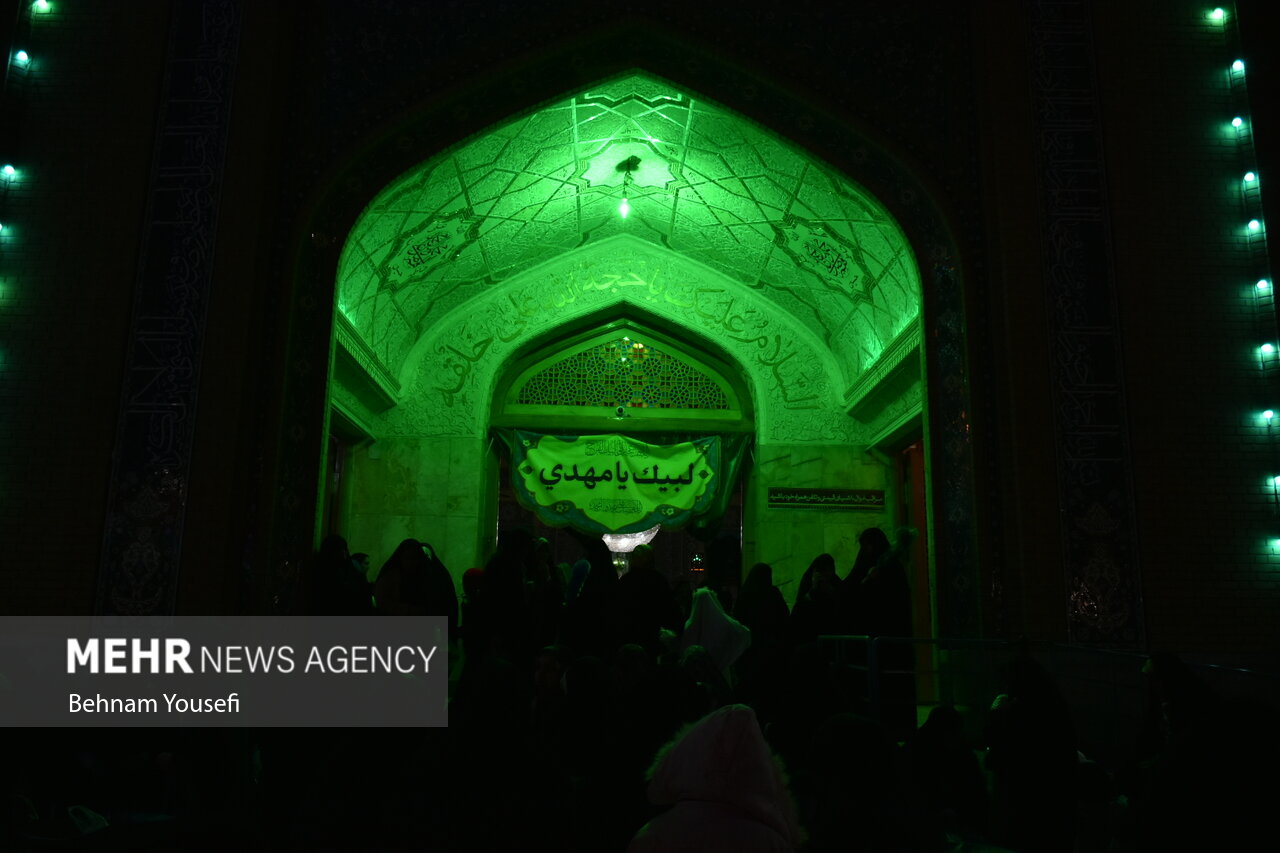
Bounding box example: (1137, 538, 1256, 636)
(492, 318, 750, 433)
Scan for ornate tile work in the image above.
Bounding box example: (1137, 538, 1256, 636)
(515, 337, 730, 410)
(96, 0, 242, 616)
(1029, 0, 1144, 646)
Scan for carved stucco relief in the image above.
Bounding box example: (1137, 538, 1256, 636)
(376, 237, 865, 444)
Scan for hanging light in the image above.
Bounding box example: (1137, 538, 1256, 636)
(602, 523, 661, 553)
(616, 154, 641, 219)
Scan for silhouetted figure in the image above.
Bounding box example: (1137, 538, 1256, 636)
(474, 527, 535, 662)
(704, 535, 743, 615)
(734, 562, 791, 713)
(629, 704, 803, 852)
(842, 526, 891, 635)
(559, 540, 621, 660)
(527, 537, 565, 651)
(681, 587, 751, 685)
(565, 558, 590, 604)
(374, 539, 457, 635)
(789, 554, 842, 647)
(905, 705, 988, 842)
(857, 527, 915, 739)
(1132, 652, 1242, 850)
(679, 643, 733, 712)
(618, 544, 682, 655)
(985, 656, 1077, 853)
(302, 534, 373, 615)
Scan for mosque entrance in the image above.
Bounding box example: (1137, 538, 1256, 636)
(322, 71, 938, 613)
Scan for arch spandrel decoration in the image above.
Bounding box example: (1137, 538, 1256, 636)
(335, 72, 922, 399)
(384, 236, 861, 444)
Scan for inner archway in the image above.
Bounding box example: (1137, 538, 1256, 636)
(490, 308, 754, 596)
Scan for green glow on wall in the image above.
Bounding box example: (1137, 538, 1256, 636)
(337, 73, 922, 385)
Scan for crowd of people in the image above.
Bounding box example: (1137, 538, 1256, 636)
(4, 525, 1274, 850)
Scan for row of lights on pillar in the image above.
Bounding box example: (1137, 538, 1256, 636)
(2, 1, 51, 234)
(1, 2, 52, 253)
(1215, 8, 1280, 553)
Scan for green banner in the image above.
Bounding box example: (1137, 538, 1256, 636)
(505, 431, 721, 534)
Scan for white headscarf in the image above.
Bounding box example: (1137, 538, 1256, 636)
(681, 587, 751, 680)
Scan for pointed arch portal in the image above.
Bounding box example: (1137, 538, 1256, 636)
(298, 71, 976, 631)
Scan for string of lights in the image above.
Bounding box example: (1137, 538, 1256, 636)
(1211, 6, 1280, 554)
(1, 2, 53, 365)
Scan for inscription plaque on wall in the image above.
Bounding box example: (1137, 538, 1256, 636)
(767, 488, 885, 510)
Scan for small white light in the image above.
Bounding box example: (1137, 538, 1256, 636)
(1233, 59, 1245, 73)
(1263, 410, 1275, 420)
(1263, 343, 1276, 355)
(1210, 7, 1226, 22)
(33, 0, 50, 12)
(1259, 279, 1272, 291)
(1249, 219, 1263, 232)
(619, 197, 631, 219)
(1245, 171, 1257, 182)
(14, 50, 29, 64)
(1272, 476, 1280, 487)
(1233, 116, 1245, 128)
(1, 165, 15, 178)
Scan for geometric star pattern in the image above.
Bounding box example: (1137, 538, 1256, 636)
(337, 73, 920, 384)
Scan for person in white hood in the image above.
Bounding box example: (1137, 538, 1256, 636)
(629, 703, 804, 852)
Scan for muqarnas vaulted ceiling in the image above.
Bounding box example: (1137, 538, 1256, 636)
(337, 73, 921, 389)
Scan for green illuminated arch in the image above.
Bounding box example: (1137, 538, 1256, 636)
(335, 71, 922, 445)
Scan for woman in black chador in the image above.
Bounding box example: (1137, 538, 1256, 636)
(846, 527, 916, 739)
(788, 553, 843, 647)
(374, 538, 458, 635)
